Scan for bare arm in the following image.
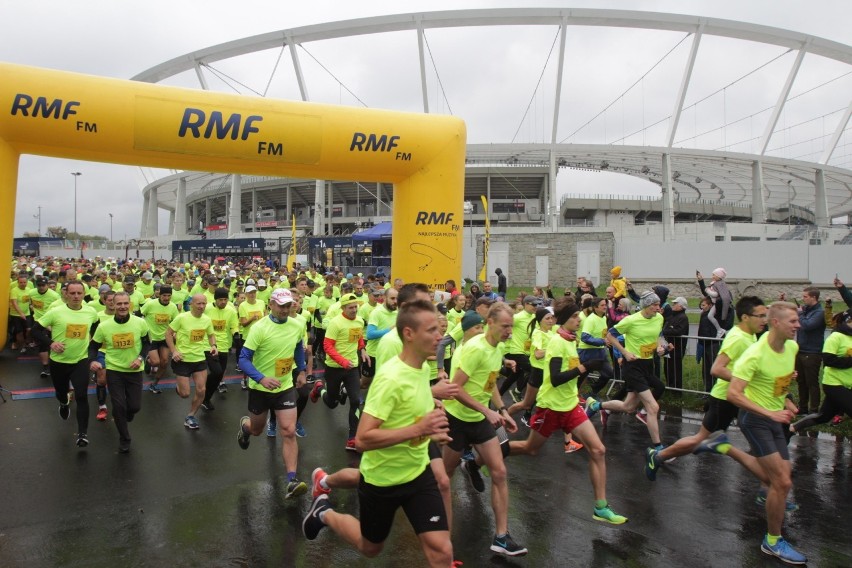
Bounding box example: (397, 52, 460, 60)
(727, 378, 794, 424)
(355, 410, 448, 452)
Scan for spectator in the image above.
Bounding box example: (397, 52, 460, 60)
(609, 266, 627, 300)
(576, 277, 597, 298)
(663, 297, 690, 392)
(796, 287, 826, 415)
(695, 296, 719, 393)
(495, 267, 507, 298)
(697, 268, 734, 338)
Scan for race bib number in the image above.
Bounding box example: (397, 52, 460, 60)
(568, 356, 580, 370)
(773, 372, 795, 397)
(348, 328, 363, 342)
(112, 332, 135, 349)
(212, 319, 226, 332)
(31, 299, 44, 309)
(190, 329, 206, 342)
(307, 307, 316, 314)
(523, 340, 532, 351)
(65, 324, 87, 340)
(155, 313, 171, 324)
(250, 311, 263, 321)
(639, 343, 657, 358)
(484, 371, 498, 393)
(274, 357, 294, 377)
(601, 329, 608, 338)
(846, 347, 852, 357)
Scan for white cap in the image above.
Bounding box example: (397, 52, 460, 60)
(257, 279, 267, 287)
(245, 285, 258, 293)
(271, 288, 294, 305)
(229, 270, 237, 278)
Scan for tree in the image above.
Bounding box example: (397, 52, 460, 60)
(46, 226, 67, 238)
(22, 231, 40, 238)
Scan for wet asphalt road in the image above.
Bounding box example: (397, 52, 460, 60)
(0, 351, 850, 568)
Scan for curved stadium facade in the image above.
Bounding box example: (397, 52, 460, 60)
(133, 8, 852, 283)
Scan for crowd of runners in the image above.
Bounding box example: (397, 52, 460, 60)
(7, 255, 852, 566)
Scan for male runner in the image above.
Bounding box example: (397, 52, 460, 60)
(166, 294, 218, 430)
(727, 302, 806, 565)
(237, 289, 309, 499)
(302, 300, 453, 567)
(141, 285, 179, 393)
(32, 281, 99, 447)
(89, 291, 151, 453)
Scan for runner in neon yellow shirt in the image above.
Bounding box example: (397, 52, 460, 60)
(364, 287, 399, 385)
(237, 288, 309, 499)
(727, 301, 806, 565)
(141, 285, 179, 393)
(89, 291, 151, 453)
(791, 309, 852, 433)
(9, 274, 32, 353)
(32, 280, 99, 448)
(30, 276, 61, 378)
(504, 300, 627, 525)
(578, 297, 614, 397)
(506, 307, 555, 424)
(500, 295, 538, 402)
(442, 302, 527, 557)
(644, 297, 773, 495)
(586, 290, 667, 448)
(301, 300, 454, 567)
(309, 293, 368, 451)
(202, 287, 239, 409)
(166, 294, 217, 430)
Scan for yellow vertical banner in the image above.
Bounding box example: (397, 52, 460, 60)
(478, 195, 490, 283)
(287, 215, 297, 270)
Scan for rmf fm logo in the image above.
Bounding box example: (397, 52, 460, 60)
(350, 132, 410, 161)
(415, 211, 460, 232)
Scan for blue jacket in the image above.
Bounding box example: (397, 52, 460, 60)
(797, 302, 826, 353)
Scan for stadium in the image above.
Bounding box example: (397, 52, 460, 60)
(132, 8, 852, 285)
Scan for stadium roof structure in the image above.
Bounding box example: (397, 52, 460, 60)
(134, 8, 852, 237)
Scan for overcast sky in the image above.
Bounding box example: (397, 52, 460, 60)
(2, 0, 850, 239)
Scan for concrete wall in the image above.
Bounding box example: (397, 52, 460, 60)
(615, 240, 848, 285)
(474, 230, 616, 289)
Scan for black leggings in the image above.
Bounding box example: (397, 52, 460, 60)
(500, 354, 531, 395)
(204, 351, 230, 403)
(106, 370, 142, 443)
(50, 359, 91, 434)
(322, 366, 361, 438)
(579, 351, 614, 395)
(793, 384, 852, 432)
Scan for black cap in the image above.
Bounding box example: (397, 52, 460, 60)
(35, 276, 49, 286)
(214, 287, 230, 300)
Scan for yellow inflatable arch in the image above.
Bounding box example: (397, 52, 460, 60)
(0, 63, 466, 347)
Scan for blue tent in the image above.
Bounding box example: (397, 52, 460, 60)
(352, 221, 392, 243)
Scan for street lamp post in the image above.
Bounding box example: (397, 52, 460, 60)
(109, 213, 113, 242)
(71, 172, 82, 237)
